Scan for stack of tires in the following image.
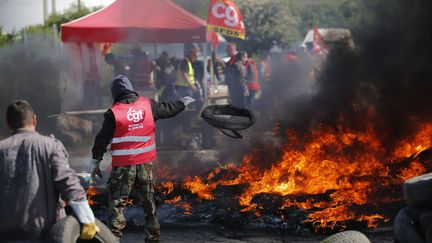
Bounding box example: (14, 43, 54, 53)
(394, 173, 432, 243)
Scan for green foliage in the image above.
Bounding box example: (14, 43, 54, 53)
(236, 0, 301, 53)
(293, 0, 362, 36)
(24, 4, 100, 34)
(175, 0, 361, 53)
(0, 27, 19, 47)
(174, 0, 209, 18)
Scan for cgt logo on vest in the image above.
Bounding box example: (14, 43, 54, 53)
(127, 107, 144, 122)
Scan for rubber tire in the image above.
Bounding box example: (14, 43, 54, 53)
(419, 211, 432, 243)
(201, 105, 256, 131)
(321, 230, 371, 243)
(393, 207, 425, 243)
(403, 173, 432, 208)
(48, 216, 117, 243)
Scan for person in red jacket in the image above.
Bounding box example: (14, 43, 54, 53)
(89, 75, 195, 242)
(238, 51, 261, 112)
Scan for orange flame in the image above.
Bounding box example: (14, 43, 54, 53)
(86, 186, 97, 206)
(174, 113, 430, 229)
(164, 196, 192, 215)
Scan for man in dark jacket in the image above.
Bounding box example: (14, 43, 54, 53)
(105, 53, 127, 77)
(225, 42, 247, 107)
(0, 100, 99, 240)
(89, 75, 194, 242)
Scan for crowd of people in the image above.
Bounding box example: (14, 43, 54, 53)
(103, 43, 275, 113)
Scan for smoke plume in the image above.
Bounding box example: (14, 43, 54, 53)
(0, 34, 63, 137)
(258, 0, 432, 152)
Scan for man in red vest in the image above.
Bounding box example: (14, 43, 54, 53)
(89, 75, 194, 242)
(239, 51, 261, 112)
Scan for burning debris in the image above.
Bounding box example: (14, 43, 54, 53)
(152, 118, 430, 232)
(73, 0, 432, 240)
(83, 119, 431, 233)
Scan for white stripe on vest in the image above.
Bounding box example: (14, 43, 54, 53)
(111, 144, 156, 156)
(111, 136, 152, 144)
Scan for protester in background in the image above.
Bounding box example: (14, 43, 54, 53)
(225, 42, 247, 107)
(129, 49, 156, 88)
(156, 51, 177, 101)
(269, 40, 282, 61)
(105, 53, 127, 77)
(175, 46, 200, 99)
(0, 100, 99, 241)
(89, 75, 195, 242)
(155, 51, 172, 89)
(207, 53, 225, 83)
(241, 52, 261, 112)
(258, 52, 272, 85)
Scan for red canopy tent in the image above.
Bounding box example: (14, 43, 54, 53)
(61, 0, 207, 43)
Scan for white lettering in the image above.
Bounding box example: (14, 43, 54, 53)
(211, 2, 239, 27)
(224, 6, 239, 27)
(211, 2, 225, 19)
(126, 108, 144, 122)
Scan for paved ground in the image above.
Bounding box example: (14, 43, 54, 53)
(121, 225, 395, 243)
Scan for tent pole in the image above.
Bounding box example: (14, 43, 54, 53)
(202, 43, 208, 105)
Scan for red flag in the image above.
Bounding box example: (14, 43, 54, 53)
(313, 26, 326, 54)
(207, 0, 245, 39)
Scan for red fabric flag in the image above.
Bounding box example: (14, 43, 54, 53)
(313, 26, 326, 54)
(207, 0, 245, 39)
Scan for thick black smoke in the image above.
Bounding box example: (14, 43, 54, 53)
(261, 0, 432, 152)
(217, 0, 432, 166)
(0, 34, 63, 137)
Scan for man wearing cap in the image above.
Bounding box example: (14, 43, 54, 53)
(89, 75, 194, 242)
(0, 100, 99, 240)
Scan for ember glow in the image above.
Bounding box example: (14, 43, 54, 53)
(86, 186, 97, 206)
(160, 113, 430, 230)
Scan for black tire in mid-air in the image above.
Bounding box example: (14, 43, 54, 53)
(201, 104, 256, 138)
(48, 216, 117, 243)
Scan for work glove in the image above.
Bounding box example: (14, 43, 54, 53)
(69, 200, 100, 240)
(180, 96, 196, 107)
(81, 222, 100, 240)
(89, 158, 102, 183)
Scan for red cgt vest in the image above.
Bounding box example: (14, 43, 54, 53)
(110, 97, 156, 166)
(245, 60, 261, 91)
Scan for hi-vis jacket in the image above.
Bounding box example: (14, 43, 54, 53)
(111, 97, 156, 166)
(176, 58, 195, 87)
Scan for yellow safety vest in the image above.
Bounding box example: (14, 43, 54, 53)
(176, 59, 195, 87)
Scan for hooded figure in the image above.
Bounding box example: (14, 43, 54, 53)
(110, 75, 134, 101)
(89, 75, 195, 242)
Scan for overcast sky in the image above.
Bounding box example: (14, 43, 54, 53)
(0, 0, 115, 32)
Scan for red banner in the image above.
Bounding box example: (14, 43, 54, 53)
(207, 0, 245, 39)
(313, 26, 327, 54)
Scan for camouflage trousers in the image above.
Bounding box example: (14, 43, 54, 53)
(107, 162, 160, 242)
